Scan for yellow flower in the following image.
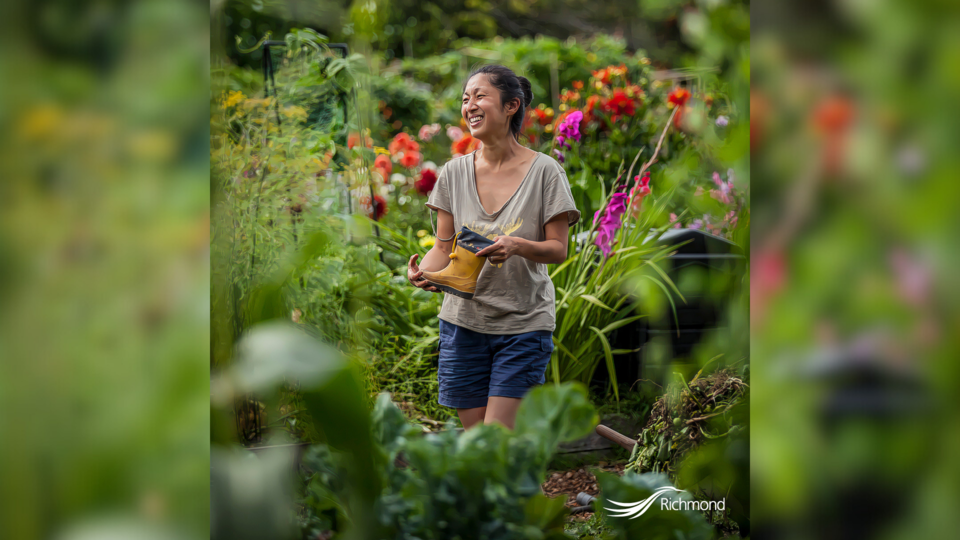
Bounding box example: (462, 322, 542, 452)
(18, 104, 63, 140)
(544, 124, 553, 133)
(416, 229, 427, 238)
(544, 107, 554, 117)
(419, 235, 436, 248)
(282, 105, 307, 119)
(223, 90, 246, 108)
(537, 103, 546, 110)
(652, 80, 662, 89)
(559, 104, 568, 112)
(243, 97, 275, 110)
(374, 146, 391, 155)
(595, 81, 603, 90)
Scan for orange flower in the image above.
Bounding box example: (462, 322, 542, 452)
(531, 108, 551, 126)
(452, 133, 479, 155)
(812, 95, 854, 136)
(592, 64, 627, 86)
(750, 89, 770, 151)
(625, 85, 644, 100)
(374, 154, 392, 177)
(668, 87, 691, 108)
(583, 95, 605, 125)
(347, 132, 372, 150)
(389, 132, 419, 155)
(592, 68, 611, 85)
(400, 150, 421, 168)
(572, 80, 584, 90)
(673, 106, 690, 130)
(561, 89, 581, 103)
(812, 95, 855, 174)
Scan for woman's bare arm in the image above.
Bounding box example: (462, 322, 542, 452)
(408, 209, 456, 291)
(418, 208, 456, 270)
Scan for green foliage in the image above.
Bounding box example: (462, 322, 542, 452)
(211, 322, 386, 540)
(297, 383, 599, 539)
(549, 156, 684, 403)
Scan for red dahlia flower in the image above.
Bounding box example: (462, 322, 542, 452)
(668, 87, 691, 108)
(603, 89, 636, 118)
(415, 169, 437, 196)
(361, 194, 388, 221)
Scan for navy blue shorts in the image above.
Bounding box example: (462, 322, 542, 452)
(437, 319, 555, 409)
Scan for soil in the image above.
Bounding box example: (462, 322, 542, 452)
(542, 461, 626, 521)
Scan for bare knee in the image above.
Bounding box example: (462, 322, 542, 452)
(483, 396, 523, 431)
(457, 406, 487, 430)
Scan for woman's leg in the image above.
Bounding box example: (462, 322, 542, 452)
(483, 396, 523, 430)
(457, 406, 487, 430)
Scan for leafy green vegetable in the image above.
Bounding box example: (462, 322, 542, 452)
(298, 382, 599, 539)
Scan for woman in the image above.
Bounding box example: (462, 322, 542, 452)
(406, 65, 580, 430)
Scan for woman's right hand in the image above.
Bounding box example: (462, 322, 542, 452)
(407, 254, 439, 292)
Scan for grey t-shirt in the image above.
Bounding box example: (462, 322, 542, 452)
(425, 150, 580, 334)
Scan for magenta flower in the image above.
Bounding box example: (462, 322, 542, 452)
(555, 110, 583, 149)
(593, 192, 629, 258)
(553, 148, 565, 164)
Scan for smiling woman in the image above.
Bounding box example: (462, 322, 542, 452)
(406, 64, 581, 432)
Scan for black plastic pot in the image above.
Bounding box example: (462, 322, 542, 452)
(587, 228, 745, 391)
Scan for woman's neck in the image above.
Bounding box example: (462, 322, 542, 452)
(476, 135, 528, 170)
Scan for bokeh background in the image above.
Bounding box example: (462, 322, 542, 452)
(0, 0, 210, 539)
(751, 1, 960, 539)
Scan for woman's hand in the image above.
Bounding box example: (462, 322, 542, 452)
(407, 254, 439, 292)
(475, 236, 523, 264)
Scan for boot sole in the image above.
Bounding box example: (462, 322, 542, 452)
(425, 281, 475, 300)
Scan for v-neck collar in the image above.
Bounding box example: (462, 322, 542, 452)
(469, 149, 541, 218)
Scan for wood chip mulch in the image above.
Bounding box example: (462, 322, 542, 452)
(541, 462, 626, 520)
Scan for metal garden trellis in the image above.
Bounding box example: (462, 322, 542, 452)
(250, 37, 384, 280)
(236, 36, 386, 445)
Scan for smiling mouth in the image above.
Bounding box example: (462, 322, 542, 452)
(468, 115, 484, 127)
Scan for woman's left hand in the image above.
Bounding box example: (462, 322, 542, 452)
(475, 236, 523, 264)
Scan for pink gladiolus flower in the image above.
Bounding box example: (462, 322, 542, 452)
(593, 192, 629, 258)
(690, 219, 703, 230)
(553, 148, 565, 163)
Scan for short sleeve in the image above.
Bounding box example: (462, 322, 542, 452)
(425, 164, 452, 215)
(542, 169, 581, 227)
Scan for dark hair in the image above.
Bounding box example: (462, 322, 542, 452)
(463, 64, 533, 139)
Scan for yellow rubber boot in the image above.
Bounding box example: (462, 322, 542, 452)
(421, 227, 493, 300)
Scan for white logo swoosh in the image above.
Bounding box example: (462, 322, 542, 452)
(603, 487, 686, 519)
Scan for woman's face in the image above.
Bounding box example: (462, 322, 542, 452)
(462, 74, 519, 141)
